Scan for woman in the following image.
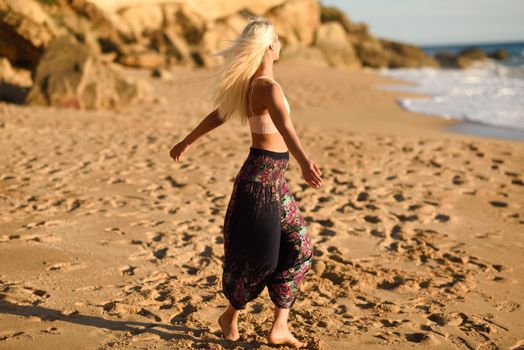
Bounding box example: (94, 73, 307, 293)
(169, 16, 323, 348)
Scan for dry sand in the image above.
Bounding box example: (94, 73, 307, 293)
(1, 62, 523, 349)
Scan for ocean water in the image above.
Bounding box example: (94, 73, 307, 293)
(376, 40, 524, 140)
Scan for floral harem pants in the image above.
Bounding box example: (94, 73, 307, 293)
(221, 146, 314, 310)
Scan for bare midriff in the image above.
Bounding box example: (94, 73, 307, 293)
(251, 132, 288, 152)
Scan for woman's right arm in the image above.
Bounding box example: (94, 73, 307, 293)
(262, 84, 323, 188)
(169, 108, 225, 162)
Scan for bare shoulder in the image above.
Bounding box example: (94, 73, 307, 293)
(255, 79, 283, 105)
(253, 77, 279, 90)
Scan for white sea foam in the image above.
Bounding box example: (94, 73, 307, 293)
(376, 60, 524, 131)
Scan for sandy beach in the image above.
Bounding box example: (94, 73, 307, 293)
(1, 61, 523, 349)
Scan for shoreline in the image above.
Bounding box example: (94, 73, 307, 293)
(374, 67, 524, 142)
(274, 62, 524, 146)
(447, 121, 524, 141)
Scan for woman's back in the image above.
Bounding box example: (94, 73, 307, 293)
(247, 75, 290, 152)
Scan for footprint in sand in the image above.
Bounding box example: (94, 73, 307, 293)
(452, 174, 465, 185)
(434, 213, 450, 222)
(107, 176, 125, 184)
(130, 220, 166, 228)
(66, 198, 82, 212)
(357, 191, 369, 201)
(475, 231, 501, 239)
(495, 300, 520, 312)
(405, 332, 431, 343)
(137, 308, 162, 322)
(24, 233, 61, 243)
(40, 326, 60, 334)
(145, 231, 164, 242)
(74, 285, 102, 292)
(104, 227, 126, 235)
(170, 304, 197, 324)
(22, 220, 47, 229)
(1, 283, 51, 306)
(392, 213, 417, 222)
(393, 193, 405, 202)
(427, 313, 448, 326)
(489, 200, 508, 208)
(101, 300, 140, 315)
(0, 173, 16, 181)
(511, 179, 524, 186)
(451, 313, 503, 343)
(447, 334, 472, 349)
(153, 247, 168, 259)
(108, 197, 127, 208)
(407, 203, 422, 211)
(120, 265, 137, 275)
(47, 262, 86, 272)
(0, 234, 20, 242)
(491, 275, 517, 284)
(0, 331, 32, 341)
(377, 276, 405, 290)
(363, 215, 380, 224)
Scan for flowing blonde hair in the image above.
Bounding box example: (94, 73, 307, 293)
(207, 16, 277, 125)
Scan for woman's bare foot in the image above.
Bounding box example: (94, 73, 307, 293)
(268, 306, 304, 348)
(267, 327, 304, 348)
(218, 305, 240, 341)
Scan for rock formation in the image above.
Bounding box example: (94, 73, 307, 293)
(0, 57, 32, 103)
(1, 0, 441, 71)
(314, 21, 361, 69)
(488, 49, 509, 60)
(320, 6, 438, 69)
(0, 0, 464, 109)
(435, 47, 489, 69)
(0, 0, 63, 69)
(25, 34, 148, 109)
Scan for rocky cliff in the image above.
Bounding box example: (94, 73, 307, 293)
(0, 0, 464, 109)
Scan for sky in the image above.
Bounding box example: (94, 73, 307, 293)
(319, 0, 524, 46)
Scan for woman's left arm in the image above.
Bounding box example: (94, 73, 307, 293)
(169, 108, 225, 162)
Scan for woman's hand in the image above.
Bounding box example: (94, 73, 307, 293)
(170, 139, 191, 162)
(299, 158, 323, 188)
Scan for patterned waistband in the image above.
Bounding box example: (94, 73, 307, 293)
(249, 147, 289, 160)
(236, 147, 289, 184)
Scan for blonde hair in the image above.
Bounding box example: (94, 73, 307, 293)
(207, 16, 277, 125)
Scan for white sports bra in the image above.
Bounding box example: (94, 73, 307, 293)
(248, 76, 290, 134)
